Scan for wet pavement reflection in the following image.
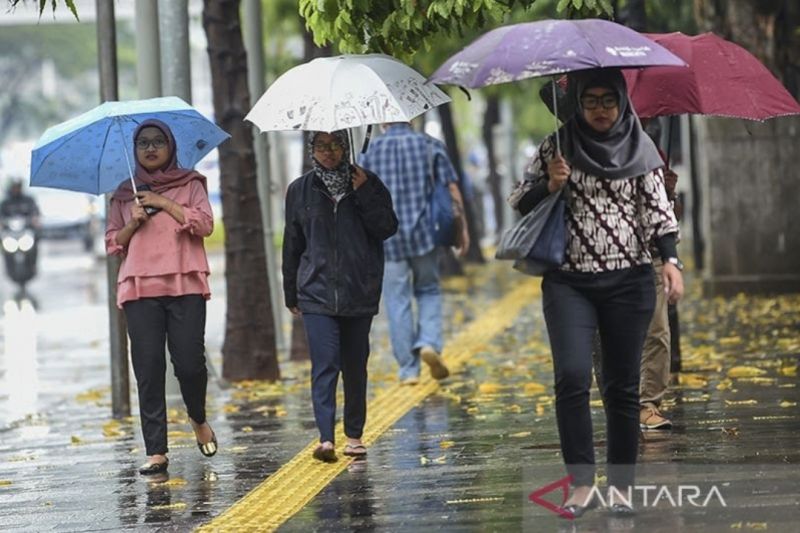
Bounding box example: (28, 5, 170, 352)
(0, 242, 798, 531)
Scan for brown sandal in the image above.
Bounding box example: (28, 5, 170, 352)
(343, 444, 367, 457)
(312, 444, 338, 463)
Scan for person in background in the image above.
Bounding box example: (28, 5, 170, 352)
(105, 119, 217, 475)
(1, 179, 40, 225)
(283, 130, 398, 462)
(359, 122, 469, 385)
(638, 117, 683, 430)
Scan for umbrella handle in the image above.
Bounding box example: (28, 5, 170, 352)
(116, 120, 139, 199)
(552, 77, 561, 155)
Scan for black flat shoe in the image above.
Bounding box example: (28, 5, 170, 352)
(139, 458, 169, 475)
(608, 503, 636, 516)
(561, 495, 600, 519)
(198, 431, 218, 457)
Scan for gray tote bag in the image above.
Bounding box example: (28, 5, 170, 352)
(495, 189, 566, 276)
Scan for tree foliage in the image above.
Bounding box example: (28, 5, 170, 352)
(8, 0, 79, 20)
(299, 0, 613, 60)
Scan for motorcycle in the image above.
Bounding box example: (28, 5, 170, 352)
(1, 216, 38, 288)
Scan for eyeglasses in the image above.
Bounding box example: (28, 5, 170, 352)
(580, 93, 619, 110)
(312, 142, 344, 153)
(135, 138, 168, 150)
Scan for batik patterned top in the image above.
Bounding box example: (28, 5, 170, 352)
(510, 135, 678, 274)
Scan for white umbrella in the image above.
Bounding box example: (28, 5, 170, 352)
(245, 54, 451, 133)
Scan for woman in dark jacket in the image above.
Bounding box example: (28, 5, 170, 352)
(510, 69, 683, 516)
(283, 130, 398, 462)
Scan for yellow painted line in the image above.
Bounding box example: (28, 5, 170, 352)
(198, 278, 540, 532)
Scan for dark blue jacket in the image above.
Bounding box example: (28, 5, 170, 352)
(282, 169, 398, 316)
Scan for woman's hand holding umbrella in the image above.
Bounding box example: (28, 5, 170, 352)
(547, 155, 571, 193)
(350, 165, 368, 190)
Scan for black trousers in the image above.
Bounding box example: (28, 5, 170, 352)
(542, 265, 655, 488)
(302, 314, 373, 444)
(123, 294, 208, 456)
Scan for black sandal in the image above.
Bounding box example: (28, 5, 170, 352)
(139, 458, 169, 475)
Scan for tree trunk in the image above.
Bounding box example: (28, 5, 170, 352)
(693, 0, 800, 294)
(482, 94, 504, 238)
(439, 101, 484, 264)
(202, 0, 279, 380)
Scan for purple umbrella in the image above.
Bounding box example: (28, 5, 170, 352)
(430, 19, 686, 88)
(430, 19, 686, 152)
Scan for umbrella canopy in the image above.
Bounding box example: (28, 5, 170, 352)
(429, 18, 686, 89)
(30, 96, 230, 195)
(624, 32, 800, 120)
(245, 53, 451, 133)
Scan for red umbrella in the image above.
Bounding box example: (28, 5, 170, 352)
(624, 32, 800, 120)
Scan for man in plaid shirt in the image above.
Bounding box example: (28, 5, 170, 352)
(360, 122, 468, 384)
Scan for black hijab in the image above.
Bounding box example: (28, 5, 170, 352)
(561, 69, 663, 180)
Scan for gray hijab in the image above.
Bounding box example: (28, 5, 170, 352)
(561, 69, 663, 180)
(309, 130, 352, 197)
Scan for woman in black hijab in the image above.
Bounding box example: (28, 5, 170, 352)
(511, 68, 683, 516)
(283, 130, 398, 462)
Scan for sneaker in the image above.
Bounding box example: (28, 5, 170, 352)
(400, 376, 420, 386)
(420, 346, 449, 380)
(640, 404, 672, 430)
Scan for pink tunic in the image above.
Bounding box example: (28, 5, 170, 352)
(105, 179, 214, 308)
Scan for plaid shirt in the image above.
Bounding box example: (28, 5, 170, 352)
(359, 124, 458, 261)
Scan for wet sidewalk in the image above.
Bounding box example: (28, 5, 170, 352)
(0, 258, 798, 531)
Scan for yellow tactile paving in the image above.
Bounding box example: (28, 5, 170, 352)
(197, 278, 540, 532)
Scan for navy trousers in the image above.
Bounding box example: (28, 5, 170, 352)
(302, 314, 373, 444)
(542, 265, 655, 489)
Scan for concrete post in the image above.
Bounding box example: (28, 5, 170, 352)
(135, 0, 161, 99)
(158, 0, 192, 102)
(96, 0, 130, 419)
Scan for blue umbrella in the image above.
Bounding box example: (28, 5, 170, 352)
(30, 96, 230, 195)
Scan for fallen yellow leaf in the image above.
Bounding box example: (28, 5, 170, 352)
(70, 436, 82, 445)
(780, 366, 797, 377)
(478, 383, 502, 394)
(102, 420, 125, 438)
(679, 374, 709, 389)
(509, 431, 531, 438)
(150, 502, 187, 511)
(241, 426, 253, 433)
(523, 382, 547, 395)
(724, 399, 758, 406)
(439, 440, 455, 449)
(0, 480, 12, 486)
(727, 366, 767, 378)
(159, 477, 188, 487)
(779, 401, 797, 408)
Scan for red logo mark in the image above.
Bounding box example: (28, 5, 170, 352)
(528, 474, 575, 519)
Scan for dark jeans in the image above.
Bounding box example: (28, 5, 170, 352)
(123, 294, 208, 456)
(542, 265, 655, 488)
(302, 314, 373, 444)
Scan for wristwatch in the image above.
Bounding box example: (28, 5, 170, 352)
(665, 257, 684, 271)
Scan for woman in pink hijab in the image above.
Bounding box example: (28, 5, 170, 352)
(105, 119, 217, 475)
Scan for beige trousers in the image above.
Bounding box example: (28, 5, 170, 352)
(640, 259, 671, 407)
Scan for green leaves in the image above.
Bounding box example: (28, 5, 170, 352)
(8, 0, 80, 20)
(300, 0, 612, 60)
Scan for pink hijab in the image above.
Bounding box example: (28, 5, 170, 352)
(112, 119, 206, 201)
